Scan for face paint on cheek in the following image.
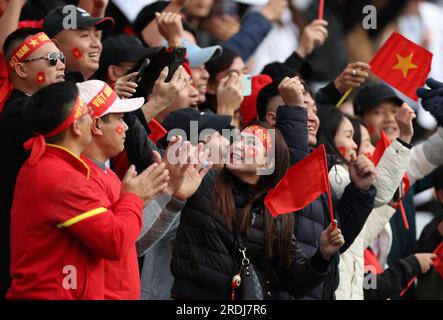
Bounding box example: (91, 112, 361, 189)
(115, 124, 125, 135)
(337, 146, 347, 159)
(245, 146, 257, 157)
(364, 152, 373, 160)
(367, 125, 375, 134)
(71, 47, 83, 60)
(35, 71, 46, 84)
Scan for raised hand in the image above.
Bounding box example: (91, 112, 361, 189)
(261, 0, 288, 23)
(174, 142, 213, 200)
(143, 66, 187, 121)
(156, 136, 191, 196)
(319, 222, 345, 260)
(114, 72, 138, 99)
(296, 19, 328, 58)
(216, 72, 244, 116)
(333, 61, 371, 94)
(155, 11, 184, 47)
(395, 103, 416, 144)
(278, 76, 305, 107)
(349, 154, 376, 191)
(121, 164, 169, 206)
(417, 78, 443, 127)
(201, 14, 240, 42)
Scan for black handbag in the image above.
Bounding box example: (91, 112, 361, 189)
(231, 230, 271, 300)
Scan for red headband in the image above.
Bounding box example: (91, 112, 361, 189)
(23, 96, 87, 166)
(8, 32, 53, 71)
(87, 83, 118, 117)
(45, 96, 87, 137)
(242, 124, 272, 152)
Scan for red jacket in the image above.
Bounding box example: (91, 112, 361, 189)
(82, 156, 141, 300)
(7, 145, 143, 300)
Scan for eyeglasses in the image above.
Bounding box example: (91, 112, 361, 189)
(22, 52, 65, 67)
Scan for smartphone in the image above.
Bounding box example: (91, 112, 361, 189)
(165, 48, 186, 83)
(132, 58, 150, 83)
(242, 74, 252, 97)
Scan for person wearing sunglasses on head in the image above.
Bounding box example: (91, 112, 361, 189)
(0, 27, 66, 299)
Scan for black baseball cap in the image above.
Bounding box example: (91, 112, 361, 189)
(43, 6, 115, 38)
(96, 34, 161, 77)
(160, 108, 232, 147)
(354, 82, 403, 117)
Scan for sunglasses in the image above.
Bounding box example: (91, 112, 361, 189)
(22, 52, 65, 67)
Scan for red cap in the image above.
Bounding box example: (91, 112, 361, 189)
(239, 74, 272, 126)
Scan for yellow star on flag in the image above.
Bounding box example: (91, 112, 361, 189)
(392, 52, 418, 78)
(29, 39, 39, 48)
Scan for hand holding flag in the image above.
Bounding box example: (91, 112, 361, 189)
(400, 241, 443, 296)
(319, 221, 345, 260)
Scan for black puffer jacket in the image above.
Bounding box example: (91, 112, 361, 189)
(171, 170, 332, 300)
(276, 106, 376, 299)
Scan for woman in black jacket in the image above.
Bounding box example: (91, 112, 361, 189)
(171, 122, 345, 300)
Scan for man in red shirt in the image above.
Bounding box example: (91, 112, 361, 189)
(8, 81, 169, 300)
(77, 79, 170, 299)
(0, 28, 67, 297)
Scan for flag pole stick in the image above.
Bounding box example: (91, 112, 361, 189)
(398, 200, 410, 230)
(322, 145, 336, 229)
(336, 88, 352, 108)
(318, 0, 325, 20)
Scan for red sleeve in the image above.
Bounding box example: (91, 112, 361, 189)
(50, 179, 143, 260)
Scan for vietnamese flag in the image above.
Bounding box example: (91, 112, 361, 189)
(264, 145, 335, 227)
(370, 32, 433, 101)
(370, 130, 392, 165)
(148, 118, 167, 143)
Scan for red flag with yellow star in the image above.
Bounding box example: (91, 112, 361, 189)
(370, 32, 433, 101)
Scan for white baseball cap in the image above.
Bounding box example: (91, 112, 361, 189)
(76, 80, 145, 117)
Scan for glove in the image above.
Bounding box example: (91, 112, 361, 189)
(417, 78, 443, 126)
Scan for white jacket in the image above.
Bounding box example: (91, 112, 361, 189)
(331, 139, 412, 300)
(334, 129, 443, 299)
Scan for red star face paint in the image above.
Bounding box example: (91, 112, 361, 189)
(337, 146, 347, 158)
(115, 124, 125, 135)
(71, 47, 83, 60)
(364, 152, 373, 160)
(367, 125, 375, 134)
(35, 71, 46, 84)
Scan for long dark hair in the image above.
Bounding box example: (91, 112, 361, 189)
(213, 121, 293, 268)
(317, 108, 349, 165)
(348, 116, 365, 154)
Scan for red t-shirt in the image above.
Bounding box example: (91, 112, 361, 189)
(7, 145, 142, 300)
(82, 156, 141, 300)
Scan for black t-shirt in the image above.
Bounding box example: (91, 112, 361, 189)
(0, 89, 30, 299)
(65, 71, 85, 84)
